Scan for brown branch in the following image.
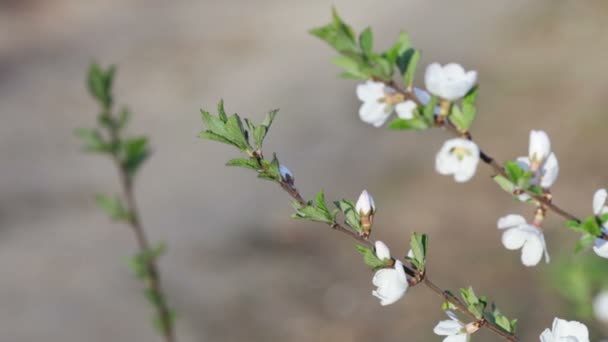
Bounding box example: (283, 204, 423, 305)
(267, 163, 519, 341)
(108, 125, 176, 342)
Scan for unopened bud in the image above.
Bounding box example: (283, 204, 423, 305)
(356, 190, 375, 238)
(356, 190, 375, 215)
(279, 164, 294, 186)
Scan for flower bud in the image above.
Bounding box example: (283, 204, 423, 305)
(374, 241, 391, 260)
(356, 190, 375, 215)
(356, 190, 375, 238)
(279, 164, 294, 186)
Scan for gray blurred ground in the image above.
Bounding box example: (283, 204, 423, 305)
(1, 0, 608, 341)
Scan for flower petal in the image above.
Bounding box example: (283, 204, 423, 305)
(356, 81, 384, 102)
(424, 63, 444, 97)
(539, 328, 554, 342)
(434, 319, 463, 336)
(497, 214, 526, 230)
(395, 100, 417, 119)
(551, 318, 589, 341)
(444, 335, 469, 342)
(520, 231, 545, 266)
(593, 237, 608, 258)
(593, 291, 608, 322)
(593, 189, 608, 216)
(414, 87, 431, 105)
(529, 130, 551, 162)
(501, 227, 529, 250)
(540, 152, 559, 188)
(374, 240, 391, 260)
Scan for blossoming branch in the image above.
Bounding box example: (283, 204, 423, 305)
(310, 8, 608, 268)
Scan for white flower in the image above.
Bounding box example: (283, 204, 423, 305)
(433, 311, 471, 342)
(593, 189, 608, 217)
(356, 81, 404, 127)
(435, 138, 480, 183)
(540, 318, 589, 342)
(357, 81, 392, 127)
(371, 241, 408, 306)
(516, 131, 559, 194)
(424, 63, 477, 101)
(356, 190, 375, 215)
(594, 291, 608, 322)
(497, 214, 549, 267)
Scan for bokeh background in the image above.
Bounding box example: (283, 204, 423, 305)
(2, 0, 608, 341)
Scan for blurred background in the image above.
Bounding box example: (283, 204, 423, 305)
(2, 0, 608, 341)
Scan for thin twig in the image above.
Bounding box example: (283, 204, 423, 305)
(108, 124, 176, 342)
(269, 168, 519, 341)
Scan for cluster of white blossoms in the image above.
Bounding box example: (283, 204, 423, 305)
(496, 130, 557, 266)
(357, 62, 482, 182)
(353, 65, 603, 337)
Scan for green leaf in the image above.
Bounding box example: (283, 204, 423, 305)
(122, 136, 150, 177)
(226, 158, 259, 170)
(75, 128, 111, 153)
(441, 300, 457, 311)
(504, 161, 524, 181)
(388, 116, 429, 131)
(252, 109, 278, 149)
(291, 190, 334, 224)
(582, 216, 602, 236)
(116, 108, 132, 131)
(355, 245, 390, 270)
(257, 154, 281, 182)
(493, 175, 515, 194)
(217, 99, 228, 122)
(309, 8, 358, 55)
(384, 32, 411, 65)
(409, 232, 428, 272)
(331, 56, 368, 80)
(398, 48, 420, 88)
(459, 287, 487, 319)
(449, 100, 476, 132)
(87, 63, 115, 109)
(565, 220, 586, 235)
(95, 193, 129, 221)
(422, 95, 438, 123)
(199, 103, 251, 151)
(334, 199, 362, 232)
(358, 27, 373, 54)
(461, 86, 478, 126)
